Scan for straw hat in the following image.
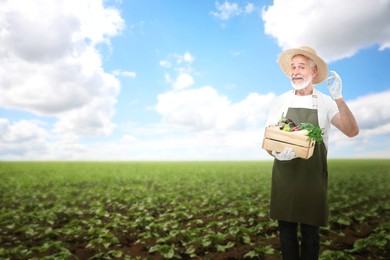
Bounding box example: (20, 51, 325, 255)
(278, 46, 328, 85)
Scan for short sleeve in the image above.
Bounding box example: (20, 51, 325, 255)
(265, 91, 291, 126)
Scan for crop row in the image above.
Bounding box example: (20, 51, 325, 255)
(0, 160, 389, 259)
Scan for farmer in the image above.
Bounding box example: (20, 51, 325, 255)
(265, 46, 359, 259)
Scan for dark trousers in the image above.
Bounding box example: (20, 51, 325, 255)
(278, 220, 320, 260)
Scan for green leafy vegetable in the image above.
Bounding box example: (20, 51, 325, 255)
(276, 114, 324, 143)
(298, 123, 324, 143)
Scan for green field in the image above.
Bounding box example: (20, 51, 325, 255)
(0, 160, 389, 259)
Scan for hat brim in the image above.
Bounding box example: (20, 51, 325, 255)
(278, 48, 328, 85)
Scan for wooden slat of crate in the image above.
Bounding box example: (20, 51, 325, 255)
(262, 127, 315, 159)
(264, 127, 309, 145)
(262, 138, 315, 159)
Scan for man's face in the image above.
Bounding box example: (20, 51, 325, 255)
(290, 55, 317, 90)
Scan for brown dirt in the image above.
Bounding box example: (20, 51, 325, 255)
(3, 212, 388, 260)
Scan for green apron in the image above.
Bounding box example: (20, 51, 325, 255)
(269, 102, 329, 226)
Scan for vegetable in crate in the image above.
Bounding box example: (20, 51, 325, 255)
(275, 115, 324, 144)
(298, 123, 324, 144)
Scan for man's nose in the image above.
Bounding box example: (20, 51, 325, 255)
(291, 68, 299, 75)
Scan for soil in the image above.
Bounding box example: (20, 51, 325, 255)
(24, 215, 390, 259)
(2, 208, 388, 259)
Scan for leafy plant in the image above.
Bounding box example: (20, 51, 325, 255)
(298, 122, 324, 143)
(244, 245, 275, 258)
(0, 160, 389, 259)
(149, 244, 176, 258)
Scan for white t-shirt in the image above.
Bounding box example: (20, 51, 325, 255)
(265, 89, 339, 150)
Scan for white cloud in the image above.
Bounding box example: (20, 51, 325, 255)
(1, 89, 389, 160)
(112, 69, 137, 78)
(0, 0, 124, 136)
(0, 119, 49, 157)
(211, 2, 241, 20)
(71, 122, 267, 161)
(164, 73, 173, 84)
(161, 51, 196, 90)
(54, 94, 117, 136)
(0, 119, 47, 143)
(183, 52, 195, 63)
(211, 1, 255, 21)
(348, 90, 390, 133)
(152, 88, 390, 160)
(175, 52, 195, 64)
(172, 72, 194, 90)
(262, 0, 390, 61)
(121, 134, 138, 143)
(159, 60, 171, 68)
(156, 87, 230, 130)
(216, 92, 274, 129)
(156, 86, 274, 131)
(324, 90, 390, 158)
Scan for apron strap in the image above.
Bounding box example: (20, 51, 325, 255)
(312, 93, 318, 108)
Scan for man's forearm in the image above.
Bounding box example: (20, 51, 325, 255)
(335, 98, 359, 137)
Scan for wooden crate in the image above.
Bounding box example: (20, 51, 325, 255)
(262, 126, 315, 159)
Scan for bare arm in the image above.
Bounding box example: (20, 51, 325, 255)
(331, 98, 359, 137)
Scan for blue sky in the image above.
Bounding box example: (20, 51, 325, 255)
(0, 0, 389, 160)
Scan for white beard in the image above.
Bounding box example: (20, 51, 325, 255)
(291, 75, 313, 90)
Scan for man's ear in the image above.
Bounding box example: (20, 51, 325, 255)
(312, 68, 318, 78)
